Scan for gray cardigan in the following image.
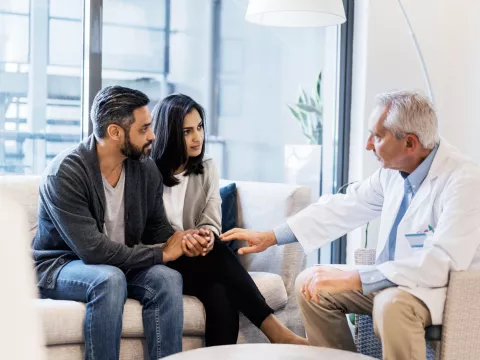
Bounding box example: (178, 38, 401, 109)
(182, 157, 222, 235)
(33, 135, 175, 289)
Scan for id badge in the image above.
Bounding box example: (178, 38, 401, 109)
(405, 233, 426, 248)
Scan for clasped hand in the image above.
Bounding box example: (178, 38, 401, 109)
(163, 228, 214, 262)
(182, 228, 214, 257)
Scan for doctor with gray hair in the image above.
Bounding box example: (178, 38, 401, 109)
(221, 90, 480, 359)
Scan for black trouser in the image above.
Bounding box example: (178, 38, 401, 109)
(167, 239, 274, 346)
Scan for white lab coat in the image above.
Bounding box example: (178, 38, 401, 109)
(288, 140, 480, 325)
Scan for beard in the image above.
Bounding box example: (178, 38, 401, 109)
(121, 132, 152, 161)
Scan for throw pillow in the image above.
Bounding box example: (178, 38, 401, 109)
(220, 183, 238, 254)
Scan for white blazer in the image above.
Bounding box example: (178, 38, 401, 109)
(288, 140, 480, 325)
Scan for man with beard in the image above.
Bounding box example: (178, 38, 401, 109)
(32, 86, 207, 360)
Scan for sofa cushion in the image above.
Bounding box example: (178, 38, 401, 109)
(36, 271, 288, 345)
(220, 182, 238, 253)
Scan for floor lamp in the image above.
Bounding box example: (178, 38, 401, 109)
(244, 0, 435, 105)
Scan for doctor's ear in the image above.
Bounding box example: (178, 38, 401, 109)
(405, 134, 419, 151)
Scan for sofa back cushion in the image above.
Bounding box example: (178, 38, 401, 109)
(219, 179, 311, 296)
(219, 179, 310, 231)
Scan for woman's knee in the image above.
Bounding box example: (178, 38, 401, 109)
(201, 283, 229, 307)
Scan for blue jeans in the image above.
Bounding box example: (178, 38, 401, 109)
(39, 261, 183, 360)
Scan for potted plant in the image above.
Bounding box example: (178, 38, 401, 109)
(284, 72, 323, 202)
(287, 71, 323, 145)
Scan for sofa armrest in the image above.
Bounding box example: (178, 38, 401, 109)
(441, 271, 480, 360)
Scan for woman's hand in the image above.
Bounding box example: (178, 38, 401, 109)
(199, 227, 214, 256)
(182, 228, 214, 257)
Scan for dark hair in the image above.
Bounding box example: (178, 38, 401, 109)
(90, 86, 150, 139)
(151, 93, 206, 187)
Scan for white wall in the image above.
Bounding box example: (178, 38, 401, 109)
(347, 0, 480, 263)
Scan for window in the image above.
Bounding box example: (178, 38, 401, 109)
(1, 0, 352, 263)
(101, 0, 167, 106)
(214, 0, 340, 203)
(0, 0, 83, 175)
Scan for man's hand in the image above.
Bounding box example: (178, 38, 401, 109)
(220, 229, 277, 255)
(302, 266, 363, 302)
(163, 231, 190, 263)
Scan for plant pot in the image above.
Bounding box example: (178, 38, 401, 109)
(284, 144, 322, 202)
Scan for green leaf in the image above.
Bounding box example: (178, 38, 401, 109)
(287, 104, 301, 121)
(297, 93, 304, 105)
(288, 104, 309, 134)
(316, 71, 322, 100)
(300, 88, 309, 105)
(312, 122, 323, 145)
(296, 103, 322, 116)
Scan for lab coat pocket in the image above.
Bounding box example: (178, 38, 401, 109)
(405, 233, 426, 249)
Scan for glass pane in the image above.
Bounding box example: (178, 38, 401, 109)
(170, 0, 188, 31)
(0, 1, 84, 175)
(168, 0, 212, 108)
(0, 14, 29, 63)
(102, 1, 166, 103)
(49, 0, 83, 20)
(104, 0, 165, 28)
(215, 0, 338, 198)
(0, 0, 30, 14)
(49, 19, 83, 66)
(103, 25, 164, 72)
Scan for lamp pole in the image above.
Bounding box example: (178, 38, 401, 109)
(396, 0, 435, 106)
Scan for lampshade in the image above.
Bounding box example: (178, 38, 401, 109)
(245, 0, 346, 27)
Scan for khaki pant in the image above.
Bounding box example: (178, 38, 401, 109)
(295, 268, 432, 360)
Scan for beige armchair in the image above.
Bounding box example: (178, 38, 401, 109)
(354, 248, 480, 360)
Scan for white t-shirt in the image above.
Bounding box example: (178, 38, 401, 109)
(102, 166, 126, 244)
(163, 171, 189, 231)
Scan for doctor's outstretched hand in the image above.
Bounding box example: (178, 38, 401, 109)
(220, 229, 276, 255)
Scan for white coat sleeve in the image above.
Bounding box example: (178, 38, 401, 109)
(287, 169, 385, 252)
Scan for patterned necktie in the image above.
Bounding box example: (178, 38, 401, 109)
(376, 179, 411, 264)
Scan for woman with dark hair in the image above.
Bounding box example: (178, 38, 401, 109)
(151, 93, 308, 347)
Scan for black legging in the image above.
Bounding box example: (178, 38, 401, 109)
(167, 238, 274, 346)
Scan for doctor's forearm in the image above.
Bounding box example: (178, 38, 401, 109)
(359, 267, 397, 294)
(273, 223, 298, 245)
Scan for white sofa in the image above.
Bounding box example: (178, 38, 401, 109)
(0, 176, 311, 359)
